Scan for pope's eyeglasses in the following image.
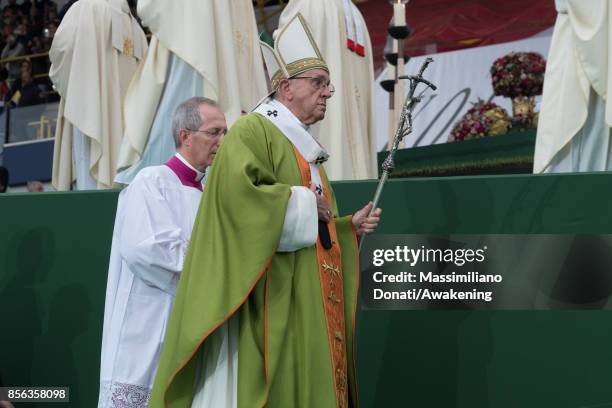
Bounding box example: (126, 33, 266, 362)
(288, 76, 335, 94)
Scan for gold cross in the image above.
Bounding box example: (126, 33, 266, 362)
(328, 290, 341, 305)
(335, 367, 347, 391)
(334, 330, 343, 342)
(234, 30, 246, 54)
(123, 37, 133, 57)
(322, 260, 341, 288)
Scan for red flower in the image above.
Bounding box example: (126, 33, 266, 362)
(490, 52, 546, 98)
(449, 101, 510, 142)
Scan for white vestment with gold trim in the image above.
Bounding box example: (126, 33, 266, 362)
(115, 0, 267, 184)
(50, 0, 146, 190)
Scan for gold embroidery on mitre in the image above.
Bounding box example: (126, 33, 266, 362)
(271, 70, 284, 91)
(270, 58, 329, 91)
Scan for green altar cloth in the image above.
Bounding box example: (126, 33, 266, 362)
(379, 129, 536, 177)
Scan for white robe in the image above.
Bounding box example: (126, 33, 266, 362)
(115, 51, 204, 184)
(115, 0, 267, 185)
(98, 165, 202, 407)
(534, 0, 612, 173)
(49, 0, 147, 190)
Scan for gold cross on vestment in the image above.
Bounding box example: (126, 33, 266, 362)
(328, 290, 341, 305)
(322, 260, 341, 288)
(334, 330, 343, 342)
(234, 29, 246, 54)
(335, 366, 347, 392)
(123, 37, 133, 57)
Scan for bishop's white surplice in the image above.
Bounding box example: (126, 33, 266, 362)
(98, 155, 203, 407)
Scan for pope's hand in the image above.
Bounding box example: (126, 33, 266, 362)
(310, 183, 332, 223)
(352, 202, 382, 237)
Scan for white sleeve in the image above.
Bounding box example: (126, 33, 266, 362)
(118, 174, 188, 295)
(277, 186, 318, 252)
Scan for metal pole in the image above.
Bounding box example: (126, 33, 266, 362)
(4, 102, 10, 145)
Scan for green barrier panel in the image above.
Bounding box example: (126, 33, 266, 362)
(334, 172, 612, 408)
(1, 172, 612, 407)
(0, 190, 118, 408)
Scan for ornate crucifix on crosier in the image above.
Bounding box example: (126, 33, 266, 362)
(359, 57, 437, 252)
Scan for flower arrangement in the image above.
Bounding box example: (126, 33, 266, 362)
(448, 101, 511, 142)
(490, 52, 546, 98)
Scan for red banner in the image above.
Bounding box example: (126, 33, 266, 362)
(358, 0, 556, 72)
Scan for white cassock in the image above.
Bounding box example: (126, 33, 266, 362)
(277, 0, 377, 180)
(534, 0, 612, 173)
(49, 0, 147, 190)
(98, 154, 203, 407)
(114, 0, 267, 184)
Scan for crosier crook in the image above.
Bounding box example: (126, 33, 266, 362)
(359, 57, 437, 252)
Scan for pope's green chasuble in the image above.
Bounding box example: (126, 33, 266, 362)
(150, 112, 360, 408)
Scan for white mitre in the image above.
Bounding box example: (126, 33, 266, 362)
(259, 13, 329, 95)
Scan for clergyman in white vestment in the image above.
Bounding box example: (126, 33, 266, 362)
(534, 0, 612, 173)
(49, 0, 147, 190)
(98, 97, 227, 408)
(114, 0, 267, 185)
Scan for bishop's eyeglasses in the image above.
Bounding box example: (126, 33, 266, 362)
(186, 128, 228, 138)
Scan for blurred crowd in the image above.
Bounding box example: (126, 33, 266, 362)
(0, 0, 74, 109)
(0, 165, 45, 192)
